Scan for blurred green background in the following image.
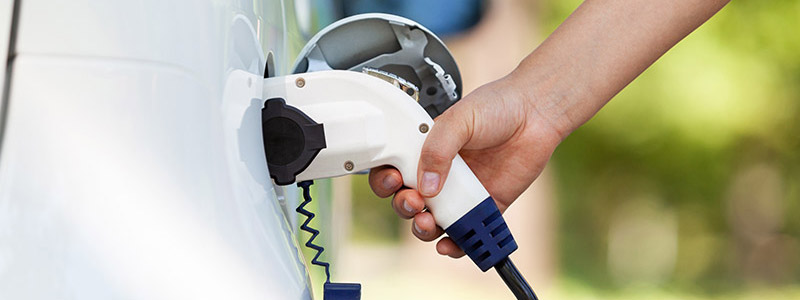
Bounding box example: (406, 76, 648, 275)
(548, 0, 800, 292)
(296, 0, 800, 298)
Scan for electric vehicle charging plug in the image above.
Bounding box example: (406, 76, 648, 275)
(262, 70, 537, 299)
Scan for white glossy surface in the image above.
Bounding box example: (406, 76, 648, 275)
(0, 0, 13, 120)
(0, 0, 311, 299)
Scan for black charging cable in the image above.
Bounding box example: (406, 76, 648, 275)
(494, 258, 539, 300)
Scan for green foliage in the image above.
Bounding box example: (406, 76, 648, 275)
(350, 175, 402, 243)
(545, 0, 800, 290)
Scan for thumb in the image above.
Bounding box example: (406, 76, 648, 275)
(417, 106, 474, 198)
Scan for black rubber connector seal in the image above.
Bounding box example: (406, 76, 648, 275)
(323, 282, 361, 300)
(262, 98, 326, 185)
(444, 197, 518, 272)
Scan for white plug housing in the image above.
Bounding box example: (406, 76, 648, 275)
(262, 70, 488, 229)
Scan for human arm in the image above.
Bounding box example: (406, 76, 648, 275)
(370, 0, 730, 257)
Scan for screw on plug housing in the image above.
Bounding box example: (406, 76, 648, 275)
(295, 77, 306, 88)
(344, 161, 354, 171)
(419, 123, 429, 133)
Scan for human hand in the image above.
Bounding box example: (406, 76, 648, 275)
(369, 0, 730, 259)
(368, 74, 564, 258)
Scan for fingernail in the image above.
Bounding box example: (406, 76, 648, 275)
(382, 175, 399, 190)
(420, 172, 440, 196)
(402, 201, 414, 214)
(414, 222, 427, 235)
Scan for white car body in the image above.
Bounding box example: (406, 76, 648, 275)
(0, 0, 317, 298)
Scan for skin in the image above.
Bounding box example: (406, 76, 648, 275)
(369, 0, 731, 258)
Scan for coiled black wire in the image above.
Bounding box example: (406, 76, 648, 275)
(494, 258, 538, 300)
(296, 180, 331, 283)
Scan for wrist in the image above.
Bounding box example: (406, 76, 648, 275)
(505, 62, 577, 145)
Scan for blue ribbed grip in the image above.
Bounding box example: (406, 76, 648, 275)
(444, 197, 518, 272)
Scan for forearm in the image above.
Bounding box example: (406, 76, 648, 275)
(512, 0, 730, 138)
